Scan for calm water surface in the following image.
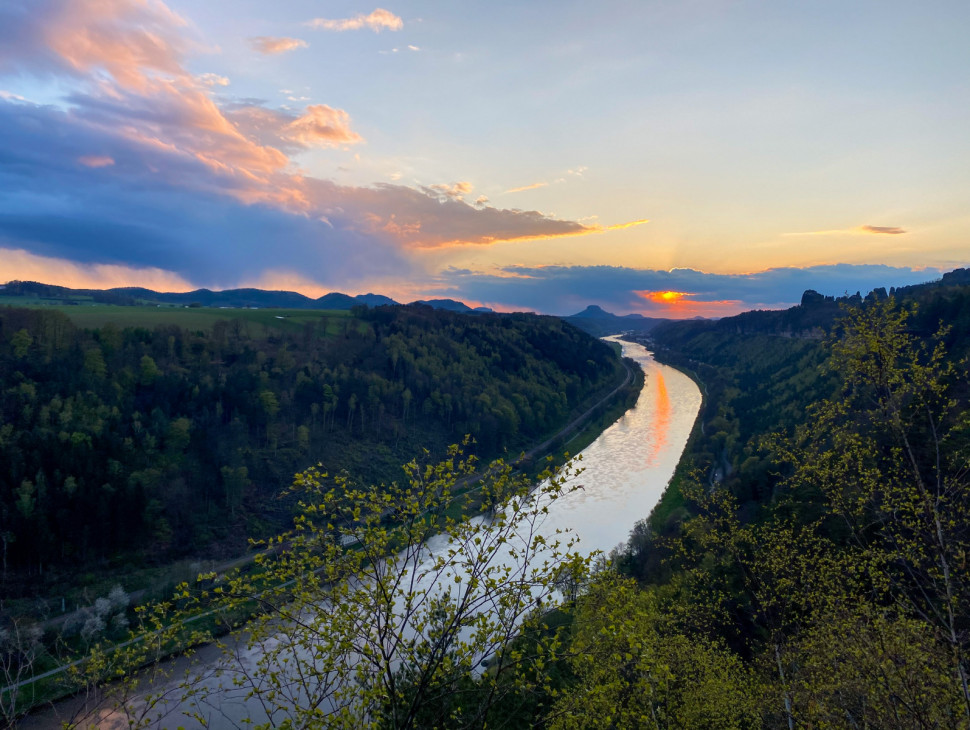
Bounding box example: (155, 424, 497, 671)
(535, 337, 699, 558)
(27, 338, 700, 728)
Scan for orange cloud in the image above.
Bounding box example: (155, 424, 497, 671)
(19, 0, 310, 204)
(429, 181, 474, 200)
(402, 215, 650, 248)
(785, 224, 907, 236)
(505, 182, 548, 194)
(634, 290, 745, 317)
(0, 247, 193, 291)
(284, 105, 363, 148)
(43, 0, 190, 92)
(78, 155, 115, 168)
(306, 8, 403, 32)
(5, 0, 613, 259)
(248, 37, 309, 55)
(108, 80, 293, 177)
(604, 218, 650, 231)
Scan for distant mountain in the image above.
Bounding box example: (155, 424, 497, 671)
(572, 305, 611, 318)
(649, 267, 970, 346)
(314, 292, 356, 309)
(314, 292, 402, 308)
(0, 281, 413, 311)
(122, 287, 320, 309)
(410, 298, 478, 313)
(0, 280, 518, 314)
(564, 305, 670, 336)
(355, 293, 399, 307)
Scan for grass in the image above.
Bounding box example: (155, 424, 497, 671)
(0, 299, 357, 333)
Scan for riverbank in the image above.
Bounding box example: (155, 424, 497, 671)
(618, 335, 708, 539)
(6, 340, 645, 724)
(20, 339, 700, 729)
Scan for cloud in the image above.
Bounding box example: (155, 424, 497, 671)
(0, 119, 413, 286)
(302, 179, 594, 248)
(306, 8, 403, 33)
(786, 224, 908, 236)
(408, 45, 420, 51)
(0, 96, 604, 291)
(0, 0, 621, 293)
(632, 290, 741, 318)
(248, 36, 308, 55)
(2, 0, 309, 205)
(78, 155, 115, 168)
(280, 105, 363, 148)
(218, 102, 363, 158)
(0, 247, 194, 291)
(197, 72, 229, 87)
(428, 181, 473, 200)
(0, 0, 191, 92)
(505, 182, 548, 194)
(604, 218, 649, 231)
(429, 264, 943, 317)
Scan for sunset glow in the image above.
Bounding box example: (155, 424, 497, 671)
(641, 291, 692, 303)
(0, 0, 966, 315)
(632, 290, 748, 318)
(643, 371, 671, 467)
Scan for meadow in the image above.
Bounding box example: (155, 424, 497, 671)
(0, 297, 355, 334)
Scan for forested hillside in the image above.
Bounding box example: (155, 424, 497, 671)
(567, 271, 970, 726)
(89, 277, 968, 729)
(7, 274, 970, 728)
(639, 270, 970, 533)
(378, 271, 970, 728)
(0, 304, 623, 590)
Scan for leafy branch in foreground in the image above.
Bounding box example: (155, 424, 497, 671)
(139, 445, 594, 729)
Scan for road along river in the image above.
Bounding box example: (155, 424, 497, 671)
(24, 338, 701, 728)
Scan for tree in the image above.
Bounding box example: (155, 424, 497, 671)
(138, 355, 160, 385)
(0, 617, 43, 727)
(779, 301, 970, 721)
(83, 348, 107, 379)
(10, 329, 31, 359)
(618, 301, 970, 728)
(154, 445, 591, 729)
(551, 572, 758, 730)
(220, 465, 249, 518)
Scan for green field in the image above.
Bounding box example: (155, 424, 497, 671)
(0, 299, 355, 333)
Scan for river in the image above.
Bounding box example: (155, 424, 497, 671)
(24, 338, 701, 728)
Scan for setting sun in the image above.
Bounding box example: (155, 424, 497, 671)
(640, 290, 692, 304)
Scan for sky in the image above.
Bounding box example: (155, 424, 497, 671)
(1, 0, 968, 317)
